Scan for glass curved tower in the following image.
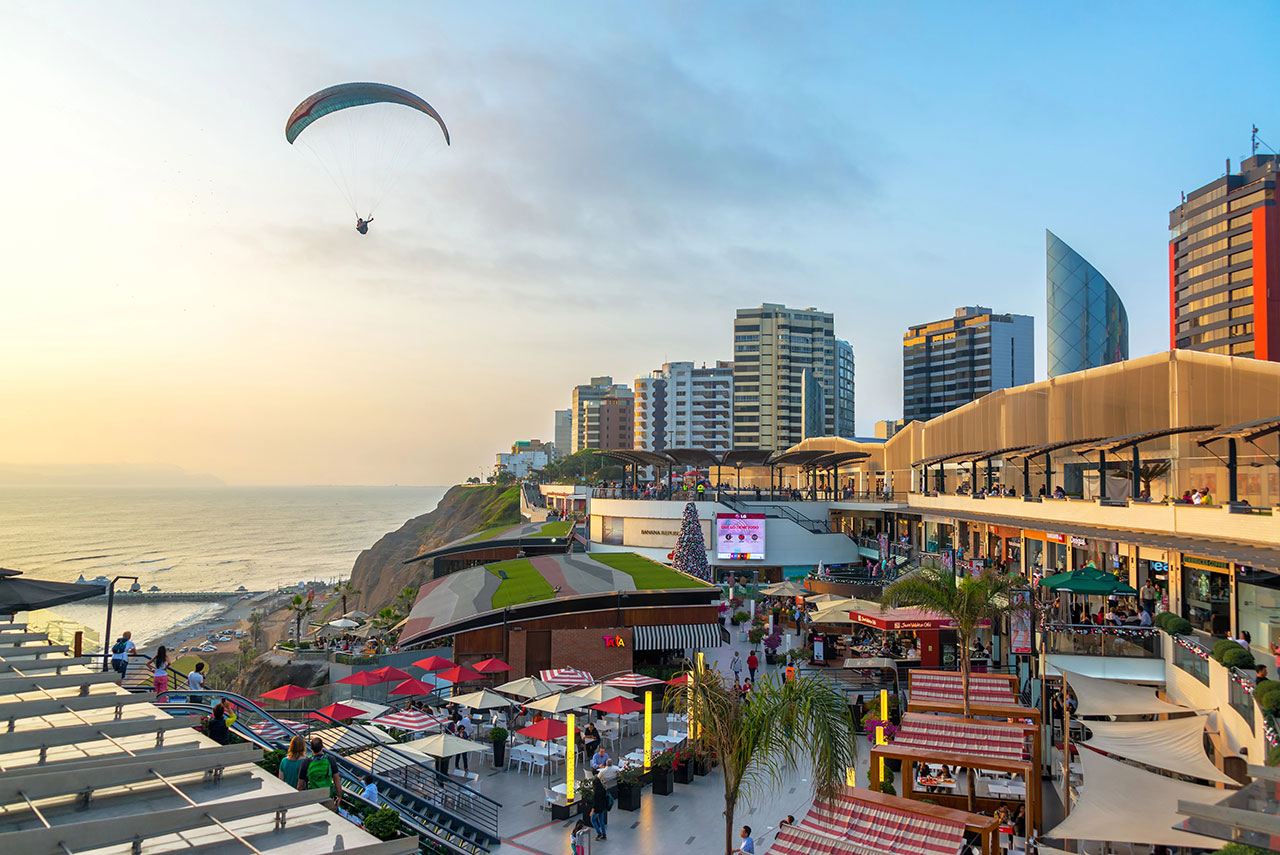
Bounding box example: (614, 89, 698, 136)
(1047, 229, 1129, 378)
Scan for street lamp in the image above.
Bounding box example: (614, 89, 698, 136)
(101, 575, 141, 671)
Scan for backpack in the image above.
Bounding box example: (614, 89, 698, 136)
(112, 639, 127, 655)
(305, 754, 334, 793)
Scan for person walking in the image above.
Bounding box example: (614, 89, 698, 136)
(730, 650, 742, 682)
(1139, 580, 1158, 617)
(589, 770, 609, 840)
(278, 735, 307, 789)
(110, 630, 137, 680)
(454, 722, 470, 772)
(739, 825, 756, 853)
(746, 650, 759, 682)
(145, 645, 170, 699)
(187, 661, 206, 704)
(301, 736, 342, 810)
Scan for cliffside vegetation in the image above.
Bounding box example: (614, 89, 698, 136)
(348, 484, 522, 613)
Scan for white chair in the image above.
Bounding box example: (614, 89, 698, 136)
(542, 787, 557, 813)
(529, 751, 548, 777)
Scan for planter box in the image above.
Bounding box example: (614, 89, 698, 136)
(694, 758, 711, 777)
(492, 741, 506, 768)
(651, 768, 675, 795)
(674, 762, 695, 784)
(550, 800, 578, 821)
(616, 782, 642, 811)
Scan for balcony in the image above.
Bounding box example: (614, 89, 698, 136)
(908, 492, 1280, 554)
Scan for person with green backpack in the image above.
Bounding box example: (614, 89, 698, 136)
(299, 737, 341, 809)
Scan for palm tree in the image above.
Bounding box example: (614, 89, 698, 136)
(247, 610, 264, 647)
(395, 586, 418, 616)
(1139, 460, 1171, 497)
(288, 593, 317, 644)
(373, 606, 402, 632)
(668, 665, 857, 855)
(880, 566, 1028, 809)
(335, 579, 362, 616)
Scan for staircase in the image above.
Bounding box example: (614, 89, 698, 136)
(719, 495, 832, 534)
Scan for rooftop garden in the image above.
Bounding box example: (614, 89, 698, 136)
(538, 520, 573, 537)
(486, 558, 555, 608)
(589, 552, 712, 590)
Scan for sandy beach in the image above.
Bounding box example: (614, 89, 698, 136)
(149, 584, 334, 660)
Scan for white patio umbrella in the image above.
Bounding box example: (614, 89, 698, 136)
(342, 699, 391, 720)
(343, 610, 370, 621)
(402, 732, 487, 759)
(565, 684, 635, 705)
(448, 689, 514, 711)
(525, 692, 593, 714)
(328, 618, 360, 629)
(494, 677, 556, 699)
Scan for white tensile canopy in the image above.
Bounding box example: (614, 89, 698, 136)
(1082, 715, 1238, 785)
(1057, 667, 1190, 717)
(1045, 748, 1225, 848)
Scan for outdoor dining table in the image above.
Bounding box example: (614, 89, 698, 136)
(916, 776, 957, 790)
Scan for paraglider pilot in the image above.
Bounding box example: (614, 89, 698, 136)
(356, 217, 373, 235)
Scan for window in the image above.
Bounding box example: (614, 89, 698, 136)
(1230, 188, 1274, 211)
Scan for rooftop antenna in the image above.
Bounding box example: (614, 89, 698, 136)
(1254, 125, 1260, 156)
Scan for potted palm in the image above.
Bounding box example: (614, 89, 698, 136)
(489, 726, 507, 768)
(650, 749, 676, 795)
(615, 765, 644, 811)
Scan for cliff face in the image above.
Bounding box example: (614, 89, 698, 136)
(349, 484, 522, 613)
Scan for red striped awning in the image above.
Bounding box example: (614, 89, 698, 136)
(908, 671, 1017, 706)
(772, 792, 965, 855)
(892, 713, 1028, 762)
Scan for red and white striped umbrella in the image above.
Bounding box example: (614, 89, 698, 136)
(374, 709, 448, 732)
(604, 672, 665, 688)
(539, 667, 594, 688)
(248, 719, 309, 740)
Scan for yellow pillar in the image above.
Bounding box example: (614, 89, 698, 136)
(566, 712, 576, 802)
(878, 688, 889, 784)
(644, 690, 652, 771)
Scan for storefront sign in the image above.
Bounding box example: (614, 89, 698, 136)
(1148, 561, 1170, 574)
(1046, 533, 1066, 544)
(1183, 555, 1231, 573)
(603, 635, 626, 647)
(1070, 536, 1087, 548)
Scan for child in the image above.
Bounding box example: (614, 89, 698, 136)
(571, 818, 591, 855)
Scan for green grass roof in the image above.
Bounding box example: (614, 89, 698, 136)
(486, 558, 556, 609)
(588, 553, 711, 589)
(538, 520, 573, 537)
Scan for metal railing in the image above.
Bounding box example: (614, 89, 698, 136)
(721, 495, 831, 534)
(1172, 635, 1211, 685)
(1040, 623, 1162, 658)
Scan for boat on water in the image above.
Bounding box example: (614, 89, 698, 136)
(92, 575, 109, 585)
(148, 585, 161, 593)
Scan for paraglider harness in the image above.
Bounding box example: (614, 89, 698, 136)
(355, 217, 373, 235)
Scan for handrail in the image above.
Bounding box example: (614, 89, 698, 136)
(721, 495, 831, 534)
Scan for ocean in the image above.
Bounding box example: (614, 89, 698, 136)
(0, 485, 447, 646)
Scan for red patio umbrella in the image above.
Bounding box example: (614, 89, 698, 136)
(436, 665, 484, 684)
(591, 696, 645, 715)
(667, 673, 692, 687)
(413, 655, 455, 671)
(517, 718, 569, 740)
(310, 702, 366, 721)
(337, 670, 384, 686)
(472, 657, 512, 674)
(388, 678, 439, 697)
(370, 665, 414, 683)
(259, 684, 319, 701)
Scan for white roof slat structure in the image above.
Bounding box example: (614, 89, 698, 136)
(0, 655, 97, 673)
(0, 714, 203, 756)
(0, 644, 70, 659)
(0, 670, 119, 693)
(0, 690, 151, 723)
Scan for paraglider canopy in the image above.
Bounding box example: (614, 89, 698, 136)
(286, 82, 449, 145)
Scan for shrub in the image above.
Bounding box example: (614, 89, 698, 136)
(1221, 646, 1256, 670)
(1166, 616, 1193, 635)
(1268, 745, 1280, 767)
(1253, 681, 1280, 714)
(257, 749, 285, 775)
(878, 781, 896, 795)
(731, 610, 750, 625)
(863, 718, 898, 741)
(1212, 639, 1240, 662)
(747, 626, 766, 645)
(489, 726, 507, 743)
(1153, 611, 1176, 630)
(763, 632, 783, 654)
(1209, 844, 1279, 855)
(363, 807, 402, 841)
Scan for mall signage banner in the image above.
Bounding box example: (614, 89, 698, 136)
(716, 513, 766, 560)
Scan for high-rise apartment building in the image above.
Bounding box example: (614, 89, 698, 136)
(732, 304, 837, 450)
(580, 397, 634, 451)
(553, 409, 571, 460)
(902, 306, 1034, 422)
(570, 377, 633, 453)
(494, 440, 550, 479)
(634, 361, 733, 453)
(835, 339, 856, 438)
(1169, 154, 1280, 360)
(1046, 230, 1129, 378)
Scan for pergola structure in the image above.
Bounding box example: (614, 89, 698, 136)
(954, 445, 1034, 495)
(1075, 425, 1217, 502)
(912, 450, 981, 495)
(868, 712, 1042, 832)
(1002, 437, 1107, 498)
(1198, 417, 1280, 505)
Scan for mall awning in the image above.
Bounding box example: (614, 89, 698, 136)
(664, 448, 720, 469)
(593, 449, 672, 468)
(1075, 424, 1218, 454)
(768, 449, 833, 467)
(893, 712, 1027, 761)
(907, 671, 1018, 707)
(912, 450, 982, 468)
(850, 607, 958, 631)
(632, 623, 720, 651)
(1056, 668, 1190, 718)
(808, 451, 871, 469)
(772, 789, 972, 855)
(722, 449, 772, 468)
(1003, 437, 1108, 461)
(1044, 748, 1223, 848)
(1082, 715, 1237, 785)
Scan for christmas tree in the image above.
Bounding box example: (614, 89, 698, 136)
(671, 501, 711, 581)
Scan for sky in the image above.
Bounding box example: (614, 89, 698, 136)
(3, 2, 1279, 486)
